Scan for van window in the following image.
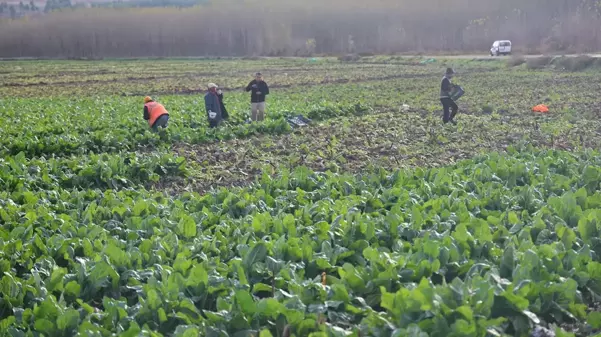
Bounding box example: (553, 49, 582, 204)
(493, 41, 499, 47)
(500, 41, 511, 46)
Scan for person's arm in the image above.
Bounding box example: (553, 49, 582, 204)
(245, 81, 253, 92)
(204, 96, 211, 113)
(143, 106, 149, 120)
(263, 82, 269, 95)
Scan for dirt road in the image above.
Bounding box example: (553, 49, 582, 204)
(413, 54, 601, 60)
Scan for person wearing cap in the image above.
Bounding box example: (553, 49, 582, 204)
(143, 96, 169, 131)
(204, 83, 223, 128)
(440, 68, 459, 125)
(245, 72, 270, 122)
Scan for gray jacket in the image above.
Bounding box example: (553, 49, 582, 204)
(440, 76, 453, 99)
(204, 92, 222, 121)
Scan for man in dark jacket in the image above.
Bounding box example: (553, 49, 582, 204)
(205, 83, 222, 128)
(245, 72, 269, 122)
(440, 68, 459, 125)
(217, 87, 229, 120)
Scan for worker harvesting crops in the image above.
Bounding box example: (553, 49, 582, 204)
(143, 96, 169, 131)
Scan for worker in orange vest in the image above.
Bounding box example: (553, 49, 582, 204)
(143, 96, 169, 131)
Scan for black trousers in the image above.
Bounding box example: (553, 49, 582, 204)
(440, 98, 458, 123)
(151, 114, 169, 131)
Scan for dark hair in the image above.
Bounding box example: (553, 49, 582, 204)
(446, 68, 455, 74)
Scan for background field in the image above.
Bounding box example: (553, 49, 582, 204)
(2, 56, 601, 337)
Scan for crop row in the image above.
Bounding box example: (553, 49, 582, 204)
(2, 66, 600, 159)
(1, 105, 598, 198)
(0, 90, 373, 158)
(1, 148, 601, 336)
(0, 59, 455, 98)
(0, 151, 187, 193)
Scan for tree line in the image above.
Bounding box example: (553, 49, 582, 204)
(0, 0, 600, 58)
(0, 1, 39, 19)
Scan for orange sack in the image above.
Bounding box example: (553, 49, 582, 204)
(532, 104, 549, 113)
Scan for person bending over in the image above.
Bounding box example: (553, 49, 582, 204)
(143, 96, 169, 131)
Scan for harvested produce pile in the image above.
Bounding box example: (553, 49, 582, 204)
(1, 57, 601, 337)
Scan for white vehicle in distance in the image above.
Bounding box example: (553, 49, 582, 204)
(490, 40, 512, 56)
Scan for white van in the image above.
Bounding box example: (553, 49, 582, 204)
(490, 40, 512, 56)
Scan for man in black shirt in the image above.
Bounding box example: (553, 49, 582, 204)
(245, 72, 270, 122)
(440, 68, 458, 125)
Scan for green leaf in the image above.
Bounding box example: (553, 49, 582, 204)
(243, 242, 268, 273)
(521, 310, 540, 324)
(554, 327, 576, 337)
(453, 224, 471, 243)
(0, 316, 15, 331)
(178, 214, 197, 239)
(65, 281, 81, 297)
(411, 205, 423, 227)
(121, 321, 142, 337)
(132, 200, 148, 216)
(48, 267, 67, 292)
(105, 243, 129, 267)
(34, 318, 55, 333)
(588, 311, 601, 329)
(252, 283, 273, 294)
(57, 309, 80, 331)
(89, 261, 120, 289)
(187, 265, 208, 286)
(235, 290, 256, 315)
(500, 245, 515, 278)
(7, 327, 25, 337)
(259, 330, 274, 337)
(34, 296, 60, 320)
(508, 211, 519, 225)
(147, 289, 162, 310)
(158, 308, 168, 323)
(76, 299, 95, 314)
(266, 256, 284, 273)
(456, 306, 473, 321)
(173, 325, 201, 337)
(257, 298, 282, 318)
(237, 263, 249, 286)
(578, 210, 600, 244)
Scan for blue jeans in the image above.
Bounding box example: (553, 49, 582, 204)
(152, 114, 169, 131)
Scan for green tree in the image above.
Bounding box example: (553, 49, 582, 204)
(44, 0, 71, 12)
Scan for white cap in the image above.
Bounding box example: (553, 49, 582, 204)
(208, 83, 218, 89)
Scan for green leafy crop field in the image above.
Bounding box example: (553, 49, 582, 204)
(1, 56, 601, 337)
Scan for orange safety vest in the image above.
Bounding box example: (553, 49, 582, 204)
(144, 102, 169, 127)
(532, 104, 549, 113)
